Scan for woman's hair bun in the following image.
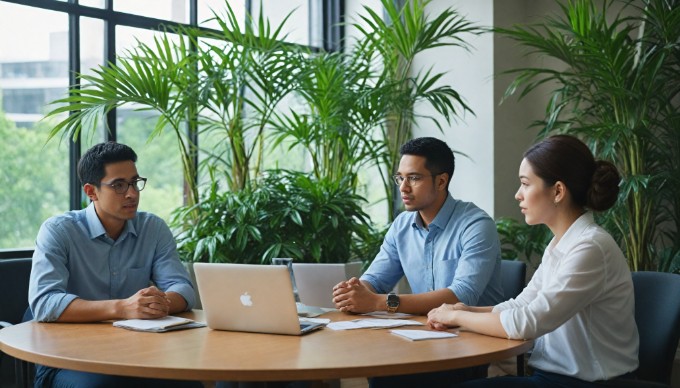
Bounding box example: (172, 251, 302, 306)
(587, 160, 620, 211)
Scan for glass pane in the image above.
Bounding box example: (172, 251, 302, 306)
(115, 26, 185, 222)
(79, 0, 105, 8)
(0, 3, 70, 248)
(252, 1, 309, 46)
(199, 0, 246, 30)
(114, 0, 189, 24)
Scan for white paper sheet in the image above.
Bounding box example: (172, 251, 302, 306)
(326, 318, 423, 330)
(390, 329, 458, 341)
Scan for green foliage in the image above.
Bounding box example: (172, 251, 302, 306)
(498, 0, 680, 271)
(0, 109, 68, 248)
(657, 247, 680, 274)
(270, 50, 383, 185)
(495, 217, 552, 270)
(171, 170, 381, 264)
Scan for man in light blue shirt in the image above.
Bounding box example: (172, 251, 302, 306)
(29, 142, 200, 388)
(332, 137, 502, 387)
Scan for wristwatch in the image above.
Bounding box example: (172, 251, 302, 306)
(386, 292, 400, 313)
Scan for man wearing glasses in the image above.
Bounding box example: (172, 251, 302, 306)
(333, 137, 503, 387)
(29, 142, 200, 387)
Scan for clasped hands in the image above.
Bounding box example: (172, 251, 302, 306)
(332, 277, 380, 313)
(120, 286, 172, 319)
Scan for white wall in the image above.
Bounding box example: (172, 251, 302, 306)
(411, 0, 556, 219)
(412, 0, 496, 215)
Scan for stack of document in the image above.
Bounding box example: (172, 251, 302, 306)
(113, 316, 206, 333)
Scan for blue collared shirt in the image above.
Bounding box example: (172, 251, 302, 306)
(29, 203, 196, 322)
(361, 195, 503, 306)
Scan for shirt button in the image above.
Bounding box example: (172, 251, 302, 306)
(112, 272, 118, 276)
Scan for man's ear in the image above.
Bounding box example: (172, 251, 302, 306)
(436, 173, 449, 192)
(83, 183, 98, 201)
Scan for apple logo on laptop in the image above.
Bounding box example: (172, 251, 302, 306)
(240, 292, 253, 307)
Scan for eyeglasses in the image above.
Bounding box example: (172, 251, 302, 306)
(392, 174, 440, 187)
(101, 178, 147, 194)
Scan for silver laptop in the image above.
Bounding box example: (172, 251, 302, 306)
(193, 263, 325, 335)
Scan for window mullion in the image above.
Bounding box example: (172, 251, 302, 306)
(68, 0, 83, 210)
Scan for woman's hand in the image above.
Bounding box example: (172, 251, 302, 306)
(427, 303, 459, 330)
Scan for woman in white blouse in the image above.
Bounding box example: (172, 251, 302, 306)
(427, 135, 639, 387)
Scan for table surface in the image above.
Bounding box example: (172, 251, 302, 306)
(0, 310, 532, 381)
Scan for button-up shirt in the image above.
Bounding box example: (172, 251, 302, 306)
(29, 203, 196, 322)
(361, 195, 503, 306)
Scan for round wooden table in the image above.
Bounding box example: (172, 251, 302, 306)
(0, 310, 531, 381)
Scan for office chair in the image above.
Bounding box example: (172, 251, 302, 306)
(499, 259, 527, 376)
(0, 258, 33, 387)
(630, 271, 680, 386)
(500, 260, 526, 301)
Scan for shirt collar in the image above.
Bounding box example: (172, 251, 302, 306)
(84, 202, 138, 240)
(552, 212, 595, 255)
(411, 194, 455, 230)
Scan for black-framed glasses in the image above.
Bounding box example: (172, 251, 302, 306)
(101, 178, 147, 194)
(392, 174, 439, 187)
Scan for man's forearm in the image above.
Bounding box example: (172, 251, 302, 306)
(386, 288, 460, 315)
(56, 298, 121, 322)
(167, 291, 188, 314)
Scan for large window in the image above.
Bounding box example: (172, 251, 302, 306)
(0, 0, 328, 251)
(0, 3, 69, 249)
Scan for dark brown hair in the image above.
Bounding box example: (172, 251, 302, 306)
(78, 142, 137, 187)
(524, 135, 620, 211)
(400, 137, 455, 189)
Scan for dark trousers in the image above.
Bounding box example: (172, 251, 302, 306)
(34, 365, 203, 388)
(368, 364, 488, 388)
(457, 369, 636, 388)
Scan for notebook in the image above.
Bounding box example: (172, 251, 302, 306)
(193, 263, 325, 335)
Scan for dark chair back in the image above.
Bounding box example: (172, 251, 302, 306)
(501, 259, 526, 301)
(0, 258, 32, 326)
(0, 258, 33, 387)
(632, 271, 680, 385)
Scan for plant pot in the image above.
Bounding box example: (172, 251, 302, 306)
(292, 262, 363, 308)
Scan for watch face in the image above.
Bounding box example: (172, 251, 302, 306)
(387, 293, 399, 307)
